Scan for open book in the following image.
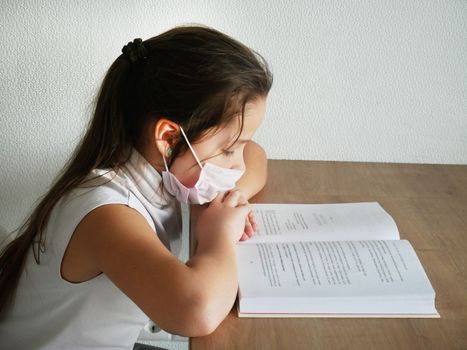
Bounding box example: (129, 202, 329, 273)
(235, 202, 439, 318)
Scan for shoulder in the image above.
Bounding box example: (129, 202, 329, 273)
(60, 196, 158, 283)
(68, 195, 173, 291)
(48, 169, 147, 255)
(65, 169, 130, 205)
(55, 169, 136, 225)
(57, 170, 160, 282)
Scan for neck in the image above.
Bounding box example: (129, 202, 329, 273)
(136, 143, 166, 175)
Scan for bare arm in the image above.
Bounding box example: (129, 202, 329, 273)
(234, 140, 268, 200)
(76, 192, 249, 337)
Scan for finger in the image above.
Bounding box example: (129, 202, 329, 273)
(233, 201, 252, 221)
(223, 189, 241, 207)
(239, 202, 252, 217)
(252, 221, 258, 231)
(247, 211, 257, 231)
(236, 191, 249, 206)
(245, 218, 253, 236)
(249, 227, 256, 237)
(248, 222, 256, 236)
(228, 188, 247, 205)
(236, 198, 250, 217)
(244, 221, 252, 236)
(245, 223, 254, 237)
(240, 232, 248, 241)
(210, 191, 225, 206)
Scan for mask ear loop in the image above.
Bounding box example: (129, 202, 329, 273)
(156, 137, 171, 172)
(179, 126, 204, 170)
(162, 152, 170, 171)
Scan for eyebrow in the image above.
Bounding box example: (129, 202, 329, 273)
(224, 138, 250, 149)
(235, 139, 250, 144)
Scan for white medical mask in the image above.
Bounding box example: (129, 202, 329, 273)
(161, 126, 245, 204)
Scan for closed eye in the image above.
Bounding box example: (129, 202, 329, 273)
(223, 150, 235, 157)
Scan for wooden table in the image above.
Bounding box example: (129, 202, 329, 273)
(189, 160, 467, 350)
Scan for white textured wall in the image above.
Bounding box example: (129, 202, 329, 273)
(1, 0, 466, 231)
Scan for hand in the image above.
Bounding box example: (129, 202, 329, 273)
(195, 189, 252, 245)
(221, 188, 257, 242)
(239, 201, 258, 242)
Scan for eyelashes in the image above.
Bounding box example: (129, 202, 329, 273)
(223, 150, 235, 157)
(223, 143, 247, 157)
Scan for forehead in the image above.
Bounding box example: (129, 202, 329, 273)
(202, 97, 266, 145)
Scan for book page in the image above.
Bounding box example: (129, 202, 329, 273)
(236, 239, 435, 300)
(240, 202, 399, 244)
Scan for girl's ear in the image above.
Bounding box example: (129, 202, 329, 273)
(154, 118, 180, 156)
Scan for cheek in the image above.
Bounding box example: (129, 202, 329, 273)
(171, 164, 202, 188)
(182, 172, 201, 187)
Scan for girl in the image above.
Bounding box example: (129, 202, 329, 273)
(0, 24, 273, 349)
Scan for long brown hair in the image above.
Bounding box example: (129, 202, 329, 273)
(0, 24, 273, 318)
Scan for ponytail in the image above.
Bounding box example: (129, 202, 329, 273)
(0, 55, 135, 318)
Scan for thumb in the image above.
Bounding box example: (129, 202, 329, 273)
(238, 202, 252, 217)
(210, 191, 225, 205)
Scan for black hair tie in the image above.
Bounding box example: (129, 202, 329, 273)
(121, 38, 148, 63)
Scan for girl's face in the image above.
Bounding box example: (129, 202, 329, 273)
(169, 96, 266, 187)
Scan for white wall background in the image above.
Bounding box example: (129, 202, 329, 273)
(1, 0, 466, 231)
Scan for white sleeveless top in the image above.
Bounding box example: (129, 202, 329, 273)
(0, 148, 183, 349)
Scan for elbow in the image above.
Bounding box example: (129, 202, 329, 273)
(188, 291, 230, 337)
(157, 315, 217, 339)
(188, 313, 220, 337)
(166, 292, 228, 337)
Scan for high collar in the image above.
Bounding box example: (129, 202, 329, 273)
(119, 147, 174, 207)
